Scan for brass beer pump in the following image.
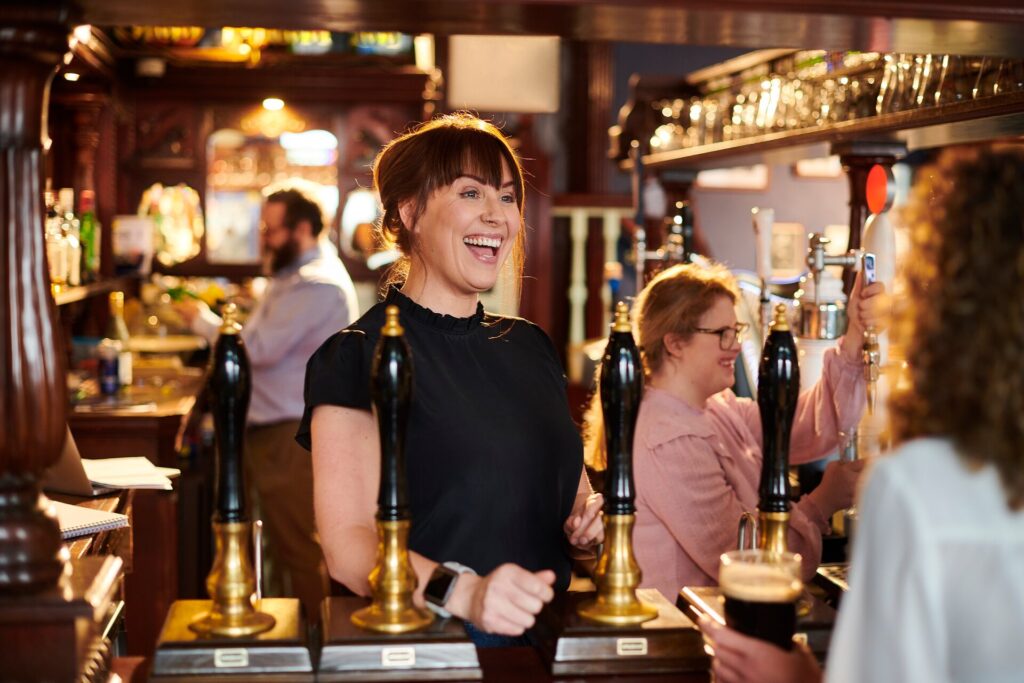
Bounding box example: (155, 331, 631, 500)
(351, 306, 434, 633)
(190, 303, 275, 637)
(578, 302, 657, 625)
(756, 304, 801, 556)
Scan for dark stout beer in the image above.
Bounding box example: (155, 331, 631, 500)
(720, 550, 801, 650)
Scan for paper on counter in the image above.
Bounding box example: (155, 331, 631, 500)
(82, 456, 180, 490)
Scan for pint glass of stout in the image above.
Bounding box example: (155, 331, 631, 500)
(719, 549, 802, 650)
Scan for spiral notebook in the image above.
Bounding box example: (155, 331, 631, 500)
(51, 499, 129, 540)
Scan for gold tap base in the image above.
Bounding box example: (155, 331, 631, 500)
(189, 607, 276, 638)
(352, 519, 434, 634)
(757, 511, 791, 556)
(351, 603, 434, 634)
(188, 520, 276, 637)
(576, 594, 658, 626)
(577, 513, 657, 626)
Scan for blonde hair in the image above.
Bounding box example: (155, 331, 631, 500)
(584, 263, 738, 469)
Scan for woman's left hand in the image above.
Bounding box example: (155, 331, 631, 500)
(842, 271, 890, 361)
(564, 492, 604, 553)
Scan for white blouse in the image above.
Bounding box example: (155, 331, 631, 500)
(827, 437, 1024, 683)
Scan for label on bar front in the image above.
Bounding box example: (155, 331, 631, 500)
(381, 646, 416, 667)
(214, 648, 249, 668)
(616, 637, 648, 656)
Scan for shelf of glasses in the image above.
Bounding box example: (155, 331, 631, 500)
(627, 89, 1024, 172)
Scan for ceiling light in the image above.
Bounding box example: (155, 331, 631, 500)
(73, 25, 92, 45)
(262, 97, 284, 111)
(63, 72, 81, 82)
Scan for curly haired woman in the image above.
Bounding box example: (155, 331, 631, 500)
(701, 145, 1024, 683)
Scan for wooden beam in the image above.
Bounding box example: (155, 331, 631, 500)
(76, 1, 1024, 58)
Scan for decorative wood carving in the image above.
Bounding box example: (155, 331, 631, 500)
(73, 102, 103, 196)
(134, 102, 201, 164)
(0, 3, 74, 593)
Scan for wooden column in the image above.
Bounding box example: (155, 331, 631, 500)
(834, 141, 905, 294)
(568, 41, 614, 194)
(0, 2, 74, 593)
(70, 96, 105, 197)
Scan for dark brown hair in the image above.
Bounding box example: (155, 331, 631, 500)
(583, 263, 739, 469)
(372, 113, 526, 295)
(265, 187, 325, 237)
(889, 144, 1024, 510)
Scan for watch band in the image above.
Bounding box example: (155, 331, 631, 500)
(424, 561, 476, 618)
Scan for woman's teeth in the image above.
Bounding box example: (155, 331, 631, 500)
(463, 236, 502, 249)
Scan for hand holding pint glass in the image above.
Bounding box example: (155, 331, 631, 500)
(719, 550, 802, 651)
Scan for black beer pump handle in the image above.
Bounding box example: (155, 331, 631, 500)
(371, 306, 413, 523)
(209, 303, 250, 524)
(602, 301, 644, 516)
(757, 304, 800, 514)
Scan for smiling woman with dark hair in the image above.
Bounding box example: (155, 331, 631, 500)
(296, 114, 603, 645)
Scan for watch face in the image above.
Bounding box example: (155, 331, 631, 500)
(425, 566, 458, 606)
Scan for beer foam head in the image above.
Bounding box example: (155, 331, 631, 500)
(720, 562, 802, 603)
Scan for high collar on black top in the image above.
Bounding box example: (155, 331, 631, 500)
(385, 286, 485, 335)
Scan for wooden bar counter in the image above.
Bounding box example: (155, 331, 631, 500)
(114, 645, 711, 682)
(67, 365, 212, 657)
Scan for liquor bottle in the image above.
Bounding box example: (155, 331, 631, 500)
(106, 291, 133, 388)
(79, 190, 101, 283)
(57, 188, 81, 287)
(43, 186, 68, 287)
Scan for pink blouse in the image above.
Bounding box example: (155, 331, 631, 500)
(633, 342, 866, 602)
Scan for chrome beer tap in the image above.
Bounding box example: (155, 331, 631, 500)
(806, 233, 862, 306)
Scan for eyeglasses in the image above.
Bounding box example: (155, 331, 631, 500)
(693, 323, 749, 350)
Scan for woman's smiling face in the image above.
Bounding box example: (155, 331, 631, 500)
(403, 158, 521, 297)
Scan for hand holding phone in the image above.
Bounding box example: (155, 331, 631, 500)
(863, 252, 877, 286)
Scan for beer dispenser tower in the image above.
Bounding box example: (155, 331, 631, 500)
(536, 302, 707, 676)
(351, 305, 433, 633)
(152, 303, 313, 679)
(578, 302, 658, 625)
(757, 304, 801, 554)
(319, 306, 481, 681)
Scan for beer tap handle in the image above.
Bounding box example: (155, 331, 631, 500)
(752, 207, 774, 339)
(757, 304, 800, 554)
(631, 141, 647, 286)
(861, 252, 879, 414)
(602, 301, 644, 514)
(806, 233, 828, 307)
(209, 302, 249, 523)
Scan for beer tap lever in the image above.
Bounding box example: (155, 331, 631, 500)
(757, 305, 800, 555)
(861, 252, 880, 415)
(577, 302, 657, 625)
(352, 306, 433, 633)
(806, 233, 862, 306)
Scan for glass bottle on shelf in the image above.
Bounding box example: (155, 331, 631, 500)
(79, 190, 101, 283)
(106, 291, 133, 389)
(57, 188, 81, 287)
(43, 186, 68, 288)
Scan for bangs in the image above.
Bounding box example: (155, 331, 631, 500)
(422, 127, 524, 209)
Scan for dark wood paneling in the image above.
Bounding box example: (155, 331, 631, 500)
(77, 1, 1024, 58)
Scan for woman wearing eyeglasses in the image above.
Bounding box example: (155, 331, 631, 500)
(584, 262, 884, 601)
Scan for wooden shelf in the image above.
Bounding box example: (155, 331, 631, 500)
(52, 275, 138, 307)
(628, 89, 1024, 172)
